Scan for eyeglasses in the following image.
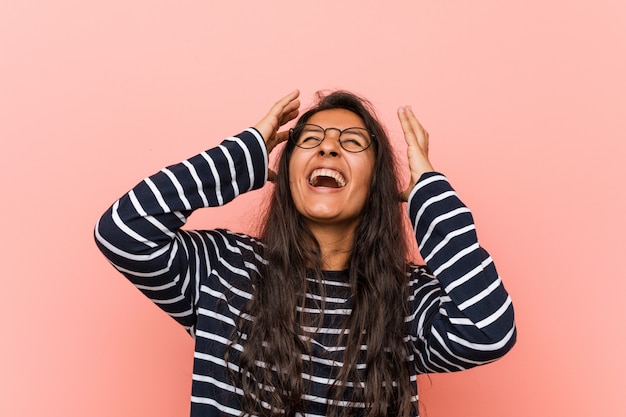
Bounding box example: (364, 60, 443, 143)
(289, 124, 375, 153)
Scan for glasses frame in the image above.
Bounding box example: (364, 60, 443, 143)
(289, 123, 376, 153)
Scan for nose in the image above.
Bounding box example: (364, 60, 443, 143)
(318, 128, 342, 157)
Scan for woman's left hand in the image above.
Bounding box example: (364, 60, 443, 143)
(397, 106, 435, 201)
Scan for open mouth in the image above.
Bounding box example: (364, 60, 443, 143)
(308, 168, 346, 188)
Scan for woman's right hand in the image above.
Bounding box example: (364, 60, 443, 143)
(254, 90, 300, 182)
(254, 90, 301, 155)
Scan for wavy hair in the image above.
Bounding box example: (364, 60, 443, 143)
(230, 91, 416, 417)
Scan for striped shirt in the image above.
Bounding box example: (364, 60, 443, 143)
(94, 128, 516, 417)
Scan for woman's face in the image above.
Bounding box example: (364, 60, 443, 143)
(288, 108, 376, 232)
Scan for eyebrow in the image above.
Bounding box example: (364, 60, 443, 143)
(301, 125, 322, 132)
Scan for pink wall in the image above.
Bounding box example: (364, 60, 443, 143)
(1, 1, 625, 416)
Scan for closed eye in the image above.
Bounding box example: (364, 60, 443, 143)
(341, 137, 363, 146)
(340, 132, 366, 147)
(300, 135, 323, 145)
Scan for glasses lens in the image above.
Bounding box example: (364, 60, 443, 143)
(294, 125, 325, 148)
(340, 128, 372, 152)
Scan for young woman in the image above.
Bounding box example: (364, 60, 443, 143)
(95, 90, 516, 417)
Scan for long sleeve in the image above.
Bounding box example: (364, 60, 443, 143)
(94, 128, 268, 331)
(407, 172, 516, 373)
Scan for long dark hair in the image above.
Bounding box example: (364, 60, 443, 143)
(231, 91, 416, 417)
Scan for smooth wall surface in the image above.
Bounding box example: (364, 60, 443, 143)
(1, 1, 625, 416)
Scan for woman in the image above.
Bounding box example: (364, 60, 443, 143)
(95, 90, 516, 417)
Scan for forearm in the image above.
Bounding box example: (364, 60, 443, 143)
(94, 128, 267, 284)
(409, 173, 516, 368)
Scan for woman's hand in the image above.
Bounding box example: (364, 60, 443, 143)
(397, 106, 435, 201)
(255, 90, 300, 153)
(254, 90, 300, 182)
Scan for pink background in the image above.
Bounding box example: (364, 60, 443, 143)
(1, 1, 625, 416)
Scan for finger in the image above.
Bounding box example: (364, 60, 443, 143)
(279, 106, 300, 127)
(398, 106, 430, 154)
(269, 89, 300, 120)
(264, 130, 291, 156)
(273, 130, 290, 146)
(255, 90, 300, 146)
(397, 106, 419, 147)
(405, 107, 429, 152)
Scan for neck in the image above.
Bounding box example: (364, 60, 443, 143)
(307, 222, 356, 270)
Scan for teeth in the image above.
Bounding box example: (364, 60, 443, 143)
(309, 168, 346, 188)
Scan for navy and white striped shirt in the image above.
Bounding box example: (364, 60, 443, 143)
(95, 128, 516, 417)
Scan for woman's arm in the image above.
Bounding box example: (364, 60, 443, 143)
(396, 106, 515, 372)
(407, 173, 516, 372)
(94, 90, 301, 331)
(94, 129, 269, 330)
